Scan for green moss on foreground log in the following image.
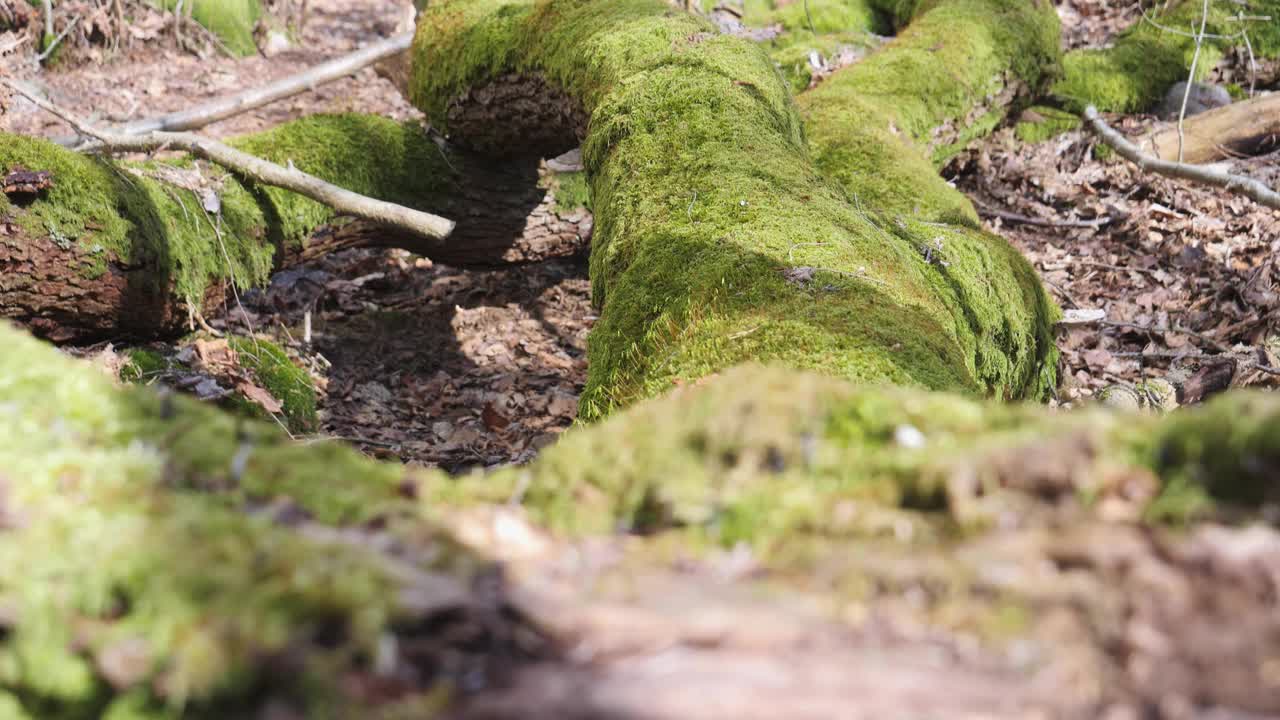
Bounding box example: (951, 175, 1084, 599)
(0, 325, 454, 717)
(463, 365, 1278, 542)
(411, 0, 1059, 419)
(2, 323, 1278, 713)
(1054, 0, 1280, 113)
(0, 114, 450, 307)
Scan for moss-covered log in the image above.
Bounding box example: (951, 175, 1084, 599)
(3, 321, 1280, 715)
(0, 115, 589, 341)
(0, 324, 513, 718)
(409, 0, 1060, 418)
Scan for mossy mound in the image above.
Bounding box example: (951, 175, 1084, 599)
(410, 0, 1060, 419)
(226, 336, 318, 433)
(3, 320, 1279, 713)
(0, 325, 468, 718)
(1054, 0, 1280, 113)
(445, 363, 1278, 545)
(0, 115, 450, 308)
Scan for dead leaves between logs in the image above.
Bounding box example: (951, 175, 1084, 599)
(2, 165, 53, 196)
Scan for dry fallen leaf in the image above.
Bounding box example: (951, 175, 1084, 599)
(237, 382, 283, 414)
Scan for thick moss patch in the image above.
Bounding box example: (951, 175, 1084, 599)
(434, 363, 1278, 544)
(2, 323, 1279, 712)
(0, 326, 439, 717)
(799, 0, 1062, 171)
(226, 336, 318, 433)
(410, 0, 1059, 419)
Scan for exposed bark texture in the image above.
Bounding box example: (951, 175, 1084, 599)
(410, 0, 1061, 418)
(0, 115, 589, 341)
(0, 220, 220, 341)
(444, 72, 588, 157)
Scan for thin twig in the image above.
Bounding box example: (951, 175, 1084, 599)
(100, 32, 413, 139)
(1082, 105, 1280, 211)
(1098, 319, 1228, 352)
(41, 0, 52, 44)
(1176, 0, 1211, 163)
(4, 78, 456, 242)
(36, 12, 80, 63)
(976, 203, 1116, 229)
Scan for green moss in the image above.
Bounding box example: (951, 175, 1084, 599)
(800, 0, 1062, 169)
(1153, 392, 1280, 509)
(738, 0, 892, 95)
(0, 326, 455, 716)
(1014, 105, 1081, 144)
(767, 30, 880, 94)
(429, 365, 1279, 546)
(411, 0, 1060, 419)
(3, 323, 1280, 711)
(1053, 0, 1280, 113)
(431, 363, 1273, 544)
(0, 115, 453, 309)
(764, 0, 889, 35)
(226, 336, 317, 433)
(153, 0, 263, 57)
(544, 169, 592, 212)
(120, 349, 170, 384)
(229, 114, 453, 251)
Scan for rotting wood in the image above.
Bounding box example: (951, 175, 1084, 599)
(1142, 91, 1280, 163)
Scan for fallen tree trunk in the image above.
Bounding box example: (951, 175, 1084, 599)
(3, 322, 1279, 717)
(1, 114, 590, 341)
(408, 0, 1061, 417)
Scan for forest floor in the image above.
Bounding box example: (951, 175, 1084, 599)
(2, 0, 1279, 717)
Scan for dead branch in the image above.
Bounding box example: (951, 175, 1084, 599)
(1082, 105, 1280, 212)
(4, 78, 455, 242)
(975, 201, 1115, 228)
(103, 31, 414, 139)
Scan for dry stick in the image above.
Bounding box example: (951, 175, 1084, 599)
(1082, 105, 1280, 211)
(41, 0, 52, 44)
(975, 203, 1115, 229)
(1176, 0, 1211, 163)
(4, 79, 455, 241)
(35, 5, 79, 63)
(110, 31, 414, 138)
